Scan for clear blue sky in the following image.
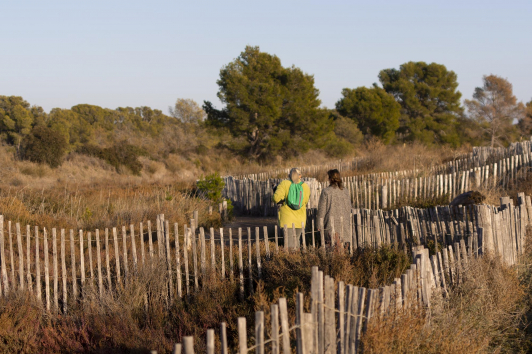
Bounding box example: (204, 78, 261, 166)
(1, 0, 531, 113)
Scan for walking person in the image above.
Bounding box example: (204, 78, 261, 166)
(317, 169, 352, 246)
(273, 168, 311, 249)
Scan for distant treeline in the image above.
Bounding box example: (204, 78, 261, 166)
(1, 46, 531, 172)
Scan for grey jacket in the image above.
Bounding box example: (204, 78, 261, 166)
(316, 186, 352, 242)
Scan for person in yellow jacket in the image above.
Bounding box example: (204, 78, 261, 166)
(273, 168, 311, 249)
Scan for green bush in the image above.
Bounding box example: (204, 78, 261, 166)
(22, 125, 67, 168)
(323, 135, 354, 158)
(197, 172, 225, 202)
(78, 141, 147, 175)
(197, 172, 234, 219)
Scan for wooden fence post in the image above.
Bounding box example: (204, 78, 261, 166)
(238, 317, 247, 354)
(296, 293, 305, 354)
(183, 336, 195, 354)
(105, 229, 112, 291)
(221, 322, 228, 354)
(0, 216, 7, 293)
(238, 228, 244, 298)
(26, 225, 32, 293)
(122, 226, 129, 279)
(70, 230, 77, 299)
(220, 228, 225, 279)
(16, 223, 24, 290)
(44, 228, 50, 311)
(256, 311, 265, 354)
(206, 329, 215, 354)
(271, 304, 279, 354)
(165, 221, 174, 301)
(52, 228, 58, 311)
(247, 227, 253, 293)
(88, 232, 94, 292)
(200, 228, 206, 281)
(113, 228, 121, 286)
(8, 222, 15, 291)
(229, 228, 234, 282)
(96, 230, 103, 297)
(60, 229, 67, 313)
(130, 225, 138, 267)
(175, 223, 182, 298)
(279, 297, 291, 354)
(184, 227, 190, 296)
(255, 227, 262, 279)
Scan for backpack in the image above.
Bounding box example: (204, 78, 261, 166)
(286, 181, 304, 210)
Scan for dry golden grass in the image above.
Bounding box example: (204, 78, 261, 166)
(362, 245, 532, 353)
(0, 233, 531, 353)
(0, 245, 410, 353)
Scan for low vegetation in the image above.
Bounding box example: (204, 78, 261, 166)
(363, 244, 532, 353)
(1, 237, 531, 354)
(0, 246, 409, 353)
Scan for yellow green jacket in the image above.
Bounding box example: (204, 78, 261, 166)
(273, 180, 311, 229)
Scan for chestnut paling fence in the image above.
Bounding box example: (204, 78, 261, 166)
(0, 191, 529, 306)
(155, 193, 529, 354)
(223, 139, 532, 215)
(0, 189, 530, 352)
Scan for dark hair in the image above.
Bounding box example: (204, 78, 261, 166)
(327, 169, 343, 190)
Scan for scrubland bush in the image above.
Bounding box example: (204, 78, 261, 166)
(78, 141, 147, 175)
(21, 125, 67, 168)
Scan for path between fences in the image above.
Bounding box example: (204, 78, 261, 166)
(0, 188, 529, 353)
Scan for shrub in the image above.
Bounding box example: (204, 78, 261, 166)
(197, 172, 234, 218)
(21, 125, 67, 168)
(78, 141, 147, 175)
(197, 172, 225, 202)
(323, 136, 354, 158)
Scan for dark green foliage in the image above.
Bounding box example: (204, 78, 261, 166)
(197, 172, 225, 202)
(336, 86, 401, 144)
(78, 142, 147, 175)
(197, 173, 234, 218)
(205, 46, 332, 160)
(322, 133, 355, 158)
(379, 61, 463, 146)
(332, 113, 364, 146)
(21, 125, 67, 168)
(0, 96, 37, 151)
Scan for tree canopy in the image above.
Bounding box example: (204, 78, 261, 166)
(170, 99, 206, 124)
(204, 46, 332, 160)
(0, 96, 35, 153)
(379, 62, 463, 146)
(465, 75, 524, 147)
(519, 100, 532, 136)
(335, 86, 400, 144)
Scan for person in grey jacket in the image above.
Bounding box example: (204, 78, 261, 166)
(316, 169, 352, 245)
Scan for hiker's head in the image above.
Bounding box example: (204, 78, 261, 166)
(327, 169, 343, 189)
(289, 168, 301, 183)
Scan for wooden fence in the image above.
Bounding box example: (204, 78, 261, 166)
(152, 227, 508, 354)
(223, 140, 532, 215)
(0, 188, 529, 313)
(233, 139, 532, 182)
(148, 193, 531, 354)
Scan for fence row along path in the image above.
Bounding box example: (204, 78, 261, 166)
(224, 139, 532, 215)
(0, 189, 528, 315)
